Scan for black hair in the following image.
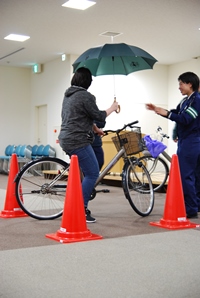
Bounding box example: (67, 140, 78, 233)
(178, 72, 200, 92)
(71, 67, 92, 90)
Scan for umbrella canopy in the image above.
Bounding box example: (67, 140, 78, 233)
(72, 43, 157, 76)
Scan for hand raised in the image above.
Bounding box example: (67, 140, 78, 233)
(145, 103, 156, 111)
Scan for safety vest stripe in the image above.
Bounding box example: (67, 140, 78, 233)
(186, 107, 198, 118)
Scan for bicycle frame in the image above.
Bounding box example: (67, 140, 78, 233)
(161, 150, 171, 162)
(140, 126, 172, 181)
(152, 126, 172, 162)
(95, 147, 126, 186)
(143, 150, 171, 178)
(14, 120, 155, 219)
(47, 168, 69, 189)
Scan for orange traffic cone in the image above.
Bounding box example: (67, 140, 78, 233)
(150, 154, 198, 229)
(46, 155, 103, 243)
(0, 154, 28, 218)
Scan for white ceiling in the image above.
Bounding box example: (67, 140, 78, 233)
(1, 0, 200, 68)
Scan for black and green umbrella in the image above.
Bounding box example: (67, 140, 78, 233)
(72, 43, 157, 112)
(72, 43, 157, 76)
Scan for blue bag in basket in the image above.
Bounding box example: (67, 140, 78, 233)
(143, 135, 167, 158)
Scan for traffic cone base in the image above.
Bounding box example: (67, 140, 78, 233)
(0, 208, 28, 218)
(46, 155, 103, 243)
(46, 229, 103, 243)
(150, 218, 197, 230)
(0, 153, 28, 218)
(150, 154, 198, 230)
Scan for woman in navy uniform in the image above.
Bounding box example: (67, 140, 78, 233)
(146, 72, 200, 218)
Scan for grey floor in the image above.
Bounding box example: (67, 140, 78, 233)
(0, 174, 200, 298)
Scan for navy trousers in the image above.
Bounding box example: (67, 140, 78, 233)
(63, 144, 99, 208)
(177, 137, 200, 215)
(92, 145, 104, 171)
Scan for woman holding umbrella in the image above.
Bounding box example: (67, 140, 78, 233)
(58, 67, 118, 223)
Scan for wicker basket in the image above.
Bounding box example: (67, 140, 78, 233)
(112, 127, 144, 155)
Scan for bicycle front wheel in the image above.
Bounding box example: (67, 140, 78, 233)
(15, 157, 69, 220)
(138, 155, 169, 192)
(122, 158, 154, 216)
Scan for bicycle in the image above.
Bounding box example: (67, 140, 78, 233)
(138, 126, 172, 192)
(14, 120, 154, 220)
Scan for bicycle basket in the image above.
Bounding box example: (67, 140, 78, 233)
(112, 127, 144, 155)
(143, 135, 167, 158)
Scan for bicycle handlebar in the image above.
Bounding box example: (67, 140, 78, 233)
(156, 126, 169, 139)
(103, 120, 139, 135)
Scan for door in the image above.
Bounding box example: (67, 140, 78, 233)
(35, 105, 47, 145)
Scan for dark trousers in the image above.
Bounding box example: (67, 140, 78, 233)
(177, 138, 200, 214)
(92, 146, 104, 171)
(62, 144, 99, 207)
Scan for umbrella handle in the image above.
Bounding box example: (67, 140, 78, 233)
(116, 105, 120, 113)
(114, 97, 120, 113)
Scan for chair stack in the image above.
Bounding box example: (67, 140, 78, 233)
(0, 144, 56, 174)
(0, 145, 16, 174)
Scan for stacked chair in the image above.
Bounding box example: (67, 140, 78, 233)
(0, 144, 56, 174)
(0, 145, 16, 174)
(31, 145, 39, 159)
(42, 144, 56, 157)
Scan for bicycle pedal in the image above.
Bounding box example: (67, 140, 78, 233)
(102, 189, 110, 193)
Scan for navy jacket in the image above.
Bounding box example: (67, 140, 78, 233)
(92, 120, 106, 147)
(169, 91, 200, 140)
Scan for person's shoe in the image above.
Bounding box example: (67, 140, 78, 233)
(186, 213, 198, 219)
(85, 207, 96, 223)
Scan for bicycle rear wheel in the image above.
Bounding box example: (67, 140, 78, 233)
(15, 157, 69, 220)
(122, 158, 154, 216)
(138, 155, 169, 192)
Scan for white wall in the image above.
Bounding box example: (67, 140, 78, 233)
(29, 56, 169, 159)
(1, 56, 200, 160)
(0, 66, 31, 155)
(90, 63, 169, 135)
(30, 55, 76, 159)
